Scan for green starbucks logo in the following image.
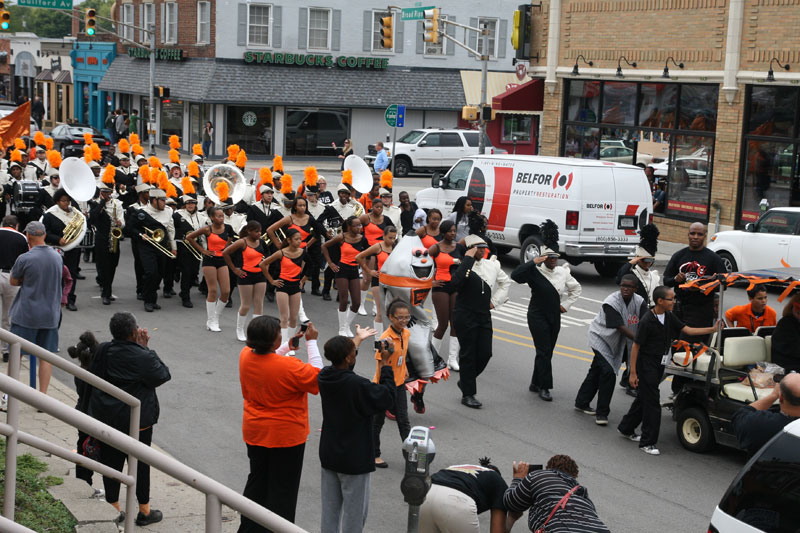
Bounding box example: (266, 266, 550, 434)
(242, 111, 257, 127)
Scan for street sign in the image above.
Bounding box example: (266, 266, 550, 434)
(401, 6, 434, 20)
(396, 104, 406, 128)
(385, 104, 398, 127)
(18, 0, 72, 9)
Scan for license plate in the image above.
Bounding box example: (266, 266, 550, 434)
(620, 218, 634, 228)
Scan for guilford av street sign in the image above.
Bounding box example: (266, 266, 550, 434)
(18, 0, 73, 9)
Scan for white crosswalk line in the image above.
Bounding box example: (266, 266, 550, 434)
(570, 306, 598, 316)
(579, 295, 605, 304)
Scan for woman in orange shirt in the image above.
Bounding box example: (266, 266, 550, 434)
(238, 316, 322, 531)
(223, 221, 268, 342)
(260, 228, 307, 350)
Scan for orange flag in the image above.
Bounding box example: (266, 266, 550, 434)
(0, 101, 31, 149)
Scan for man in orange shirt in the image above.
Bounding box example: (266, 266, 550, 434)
(724, 286, 777, 333)
(358, 182, 380, 212)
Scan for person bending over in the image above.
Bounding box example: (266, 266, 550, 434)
(732, 372, 800, 455)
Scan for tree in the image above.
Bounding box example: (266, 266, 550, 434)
(4, 0, 114, 38)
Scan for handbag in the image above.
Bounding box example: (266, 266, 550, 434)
(535, 485, 580, 533)
(81, 434, 101, 461)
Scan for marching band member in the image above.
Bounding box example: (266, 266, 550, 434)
(247, 176, 283, 303)
(162, 196, 179, 300)
(42, 188, 81, 311)
(356, 225, 397, 332)
(323, 216, 368, 337)
(224, 221, 268, 342)
(24, 147, 50, 181)
(186, 206, 233, 332)
(428, 220, 465, 371)
(304, 177, 335, 297)
(125, 184, 151, 301)
(114, 154, 138, 208)
(223, 199, 247, 309)
(322, 179, 362, 300)
(40, 169, 61, 208)
(133, 188, 177, 313)
(173, 195, 205, 308)
(261, 227, 307, 349)
(377, 172, 401, 230)
(89, 170, 125, 306)
(358, 198, 389, 315)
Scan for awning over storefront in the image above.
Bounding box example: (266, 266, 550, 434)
(35, 69, 54, 81)
(459, 70, 522, 106)
(491, 79, 544, 113)
(99, 56, 466, 110)
(53, 71, 72, 84)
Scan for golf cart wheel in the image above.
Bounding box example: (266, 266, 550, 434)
(717, 251, 737, 273)
(676, 407, 715, 452)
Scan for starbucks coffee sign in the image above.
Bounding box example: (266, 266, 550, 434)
(242, 111, 257, 127)
(243, 52, 389, 70)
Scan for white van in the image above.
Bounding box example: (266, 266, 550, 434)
(415, 155, 653, 276)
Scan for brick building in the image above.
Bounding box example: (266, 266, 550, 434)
(523, 0, 800, 239)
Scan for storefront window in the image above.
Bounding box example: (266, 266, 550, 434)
(639, 84, 677, 129)
(502, 115, 531, 143)
(599, 128, 635, 165)
(160, 100, 184, 145)
(190, 103, 212, 146)
(564, 125, 599, 159)
(227, 105, 272, 155)
(601, 82, 636, 125)
(747, 86, 797, 137)
(285, 107, 349, 156)
(679, 85, 718, 132)
(566, 80, 600, 123)
(663, 135, 713, 219)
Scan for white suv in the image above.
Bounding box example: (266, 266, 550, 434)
(365, 129, 506, 177)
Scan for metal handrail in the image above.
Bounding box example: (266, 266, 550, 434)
(0, 330, 307, 532)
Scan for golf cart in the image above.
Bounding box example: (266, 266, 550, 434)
(664, 268, 800, 453)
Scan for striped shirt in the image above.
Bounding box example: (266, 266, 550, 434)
(503, 470, 610, 533)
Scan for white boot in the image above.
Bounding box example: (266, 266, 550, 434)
(236, 314, 247, 342)
(448, 336, 460, 372)
(337, 311, 349, 336)
(358, 291, 368, 315)
(281, 328, 295, 355)
(214, 300, 227, 330)
(431, 336, 443, 358)
(344, 309, 356, 337)
(298, 299, 309, 323)
(373, 320, 383, 333)
(206, 301, 220, 332)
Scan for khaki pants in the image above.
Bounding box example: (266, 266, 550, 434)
(419, 484, 480, 533)
(0, 271, 20, 352)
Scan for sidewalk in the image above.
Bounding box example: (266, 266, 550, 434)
(2, 360, 240, 532)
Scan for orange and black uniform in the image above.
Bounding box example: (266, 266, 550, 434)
(370, 245, 392, 288)
(337, 236, 368, 280)
(203, 225, 234, 268)
(364, 217, 389, 246)
(278, 250, 307, 295)
(288, 216, 315, 249)
(239, 241, 267, 285)
(421, 230, 441, 249)
(433, 244, 465, 294)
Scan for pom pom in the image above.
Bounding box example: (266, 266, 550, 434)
(541, 219, 559, 252)
(639, 223, 660, 256)
(83, 132, 93, 146)
(129, 133, 140, 145)
(44, 137, 54, 151)
(272, 155, 283, 172)
(102, 165, 116, 185)
(182, 176, 196, 195)
(304, 166, 319, 187)
(227, 144, 240, 161)
(188, 161, 199, 177)
(91, 144, 102, 161)
(169, 149, 180, 164)
(157, 170, 169, 191)
(10, 149, 22, 162)
(169, 135, 181, 150)
(236, 150, 248, 169)
(149, 156, 162, 168)
(341, 169, 353, 185)
(47, 150, 62, 169)
(14, 138, 26, 150)
(118, 138, 130, 154)
(280, 174, 293, 195)
(192, 143, 203, 156)
(33, 131, 45, 146)
(131, 144, 144, 156)
(139, 166, 151, 184)
(380, 170, 393, 189)
(215, 180, 230, 202)
(166, 182, 178, 198)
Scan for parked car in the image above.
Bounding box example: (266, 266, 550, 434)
(708, 208, 800, 272)
(364, 128, 507, 177)
(599, 145, 653, 167)
(50, 124, 112, 158)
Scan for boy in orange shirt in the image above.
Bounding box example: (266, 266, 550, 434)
(724, 286, 777, 333)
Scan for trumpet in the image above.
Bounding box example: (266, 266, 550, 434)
(181, 239, 203, 261)
(141, 227, 176, 258)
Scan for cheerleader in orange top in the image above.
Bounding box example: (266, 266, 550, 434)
(356, 225, 398, 332)
(358, 199, 390, 316)
(186, 206, 234, 332)
(223, 221, 268, 342)
(428, 220, 465, 371)
(322, 216, 368, 337)
(416, 208, 443, 248)
(260, 228, 307, 348)
(267, 196, 318, 251)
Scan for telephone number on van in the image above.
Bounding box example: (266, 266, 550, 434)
(594, 236, 631, 242)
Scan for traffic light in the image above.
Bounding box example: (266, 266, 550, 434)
(423, 8, 439, 44)
(0, 2, 10, 32)
(85, 8, 97, 36)
(153, 86, 170, 98)
(379, 13, 393, 49)
(511, 4, 532, 61)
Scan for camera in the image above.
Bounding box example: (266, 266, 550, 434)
(374, 339, 394, 354)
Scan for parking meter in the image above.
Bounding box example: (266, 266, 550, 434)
(401, 426, 436, 533)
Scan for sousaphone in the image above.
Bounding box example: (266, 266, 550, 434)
(203, 163, 246, 205)
(56, 157, 95, 251)
(343, 155, 374, 194)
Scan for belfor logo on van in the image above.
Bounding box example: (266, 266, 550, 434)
(553, 172, 574, 191)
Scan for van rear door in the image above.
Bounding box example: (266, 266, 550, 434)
(612, 166, 652, 240)
(578, 166, 617, 241)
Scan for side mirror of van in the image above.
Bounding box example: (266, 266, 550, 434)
(745, 222, 755, 233)
(432, 171, 442, 188)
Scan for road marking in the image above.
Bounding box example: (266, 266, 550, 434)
(493, 327, 595, 356)
(579, 295, 605, 304)
(570, 306, 598, 315)
(492, 335, 593, 363)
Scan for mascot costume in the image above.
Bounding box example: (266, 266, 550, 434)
(379, 233, 449, 413)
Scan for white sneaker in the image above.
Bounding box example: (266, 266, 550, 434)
(618, 429, 641, 442)
(92, 488, 105, 499)
(640, 445, 661, 455)
(357, 303, 367, 316)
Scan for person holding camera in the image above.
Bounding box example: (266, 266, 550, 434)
(372, 299, 413, 468)
(504, 455, 609, 532)
(318, 326, 395, 533)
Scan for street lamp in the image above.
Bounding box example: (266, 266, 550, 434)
(766, 58, 790, 82)
(572, 55, 593, 76)
(662, 57, 684, 79)
(616, 56, 637, 78)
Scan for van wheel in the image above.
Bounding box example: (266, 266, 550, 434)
(393, 157, 411, 177)
(676, 407, 715, 452)
(594, 260, 622, 278)
(717, 252, 737, 273)
(520, 235, 543, 263)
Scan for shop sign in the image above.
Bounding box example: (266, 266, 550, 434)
(242, 111, 258, 127)
(129, 48, 185, 61)
(243, 52, 389, 70)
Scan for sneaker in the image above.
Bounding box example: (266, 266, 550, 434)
(410, 392, 426, 414)
(91, 488, 105, 499)
(640, 445, 661, 455)
(574, 405, 596, 416)
(618, 429, 641, 442)
(595, 416, 608, 426)
(114, 511, 126, 525)
(135, 509, 163, 526)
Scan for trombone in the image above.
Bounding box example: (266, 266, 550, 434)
(141, 227, 176, 259)
(181, 239, 203, 261)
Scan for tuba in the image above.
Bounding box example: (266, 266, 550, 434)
(343, 155, 374, 195)
(203, 164, 246, 206)
(58, 157, 96, 251)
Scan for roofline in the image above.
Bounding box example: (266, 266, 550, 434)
(460, 154, 645, 169)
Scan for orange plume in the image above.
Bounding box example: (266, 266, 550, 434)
(380, 170, 393, 189)
(33, 131, 45, 146)
(102, 165, 116, 185)
(304, 166, 318, 188)
(341, 169, 353, 186)
(157, 170, 169, 191)
(166, 182, 178, 198)
(91, 144, 102, 161)
(169, 135, 181, 150)
(280, 174, 293, 195)
(169, 149, 180, 164)
(188, 161, 199, 177)
(192, 143, 203, 156)
(139, 166, 152, 184)
(131, 144, 144, 156)
(28, 147, 36, 160)
(255, 167, 273, 202)
(148, 156, 162, 168)
(235, 150, 247, 169)
(14, 138, 26, 150)
(83, 133, 93, 146)
(226, 144, 240, 161)
(118, 138, 130, 154)
(272, 155, 283, 172)
(181, 176, 196, 195)
(47, 150, 62, 169)
(215, 181, 230, 202)
(44, 137, 54, 151)
(129, 133, 141, 145)
(84, 144, 93, 163)
(10, 149, 21, 163)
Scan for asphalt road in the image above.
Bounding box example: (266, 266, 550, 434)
(48, 178, 755, 533)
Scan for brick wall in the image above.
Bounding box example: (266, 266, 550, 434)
(740, 0, 800, 70)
